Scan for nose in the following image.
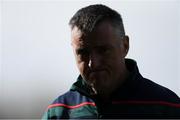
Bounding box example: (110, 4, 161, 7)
(88, 53, 101, 70)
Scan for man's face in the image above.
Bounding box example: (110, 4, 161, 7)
(71, 21, 129, 95)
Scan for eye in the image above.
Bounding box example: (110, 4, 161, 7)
(76, 48, 89, 61)
(97, 47, 111, 55)
(77, 49, 88, 55)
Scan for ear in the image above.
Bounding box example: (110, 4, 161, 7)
(122, 35, 129, 58)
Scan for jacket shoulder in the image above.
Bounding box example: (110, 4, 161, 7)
(42, 91, 96, 119)
(138, 78, 180, 103)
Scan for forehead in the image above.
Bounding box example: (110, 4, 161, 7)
(71, 21, 119, 48)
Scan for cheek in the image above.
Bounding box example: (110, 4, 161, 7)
(105, 55, 122, 72)
(77, 61, 89, 75)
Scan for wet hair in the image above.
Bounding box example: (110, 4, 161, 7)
(69, 4, 125, 38)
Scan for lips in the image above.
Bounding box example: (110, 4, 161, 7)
(90, 70, 106, 75)
(90, 68, 106, 73)
(88, 70, 107, 80)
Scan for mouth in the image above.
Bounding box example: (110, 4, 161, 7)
(89, 70, 106, 77)
(88, 69, 108, 82)
(90, 69, 106, 73)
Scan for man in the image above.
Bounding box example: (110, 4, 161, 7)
(42, 4, 180, 119)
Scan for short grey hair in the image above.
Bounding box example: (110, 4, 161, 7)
(69, 4, 125, 38)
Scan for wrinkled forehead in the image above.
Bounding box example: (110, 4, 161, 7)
(71, 21, 119, 48)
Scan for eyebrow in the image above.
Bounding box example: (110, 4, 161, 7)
(75, 47, 89, 54)
(93, 44, 114, 49)
(77, 44, 113, 50)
